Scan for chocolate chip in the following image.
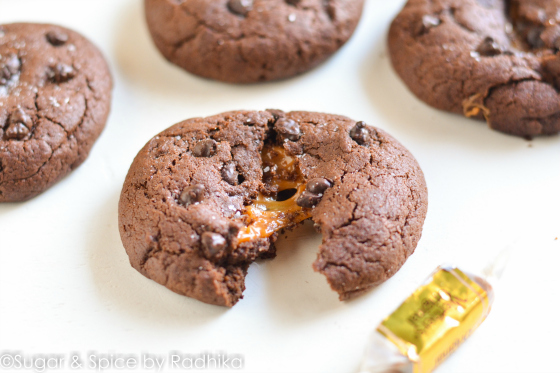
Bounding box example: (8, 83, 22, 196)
(180, 184, 205, 206)
(244, 118, 256, 126)
(9, 108, 33, 128)
(349, 121, 369, 145)
(0, 53, 20, 85)
(0, 71, 9, 85)
(324, 1, 336, 20)
(275, 118, 301, 141)
(296, 177, 332, 208)
(228, 0, 253, 16)
(48, 63, 75, 83)
(5, 54, 20, 74)
(221, 162, 239, 185)
(527, 27, 544, 49)
(306, 178, 332, 194)
(477, 37, 502, 56)
(267, 109, 285, 121)
(201, 232, 228, 260)
(192, 139, 217, 157)
(4, 122, 29, 140)
(46, 31, 68, 46)
(296, 191, 322, 208)
(422, 15, 441, 30)
(228, 224, 240, 238)
(4, 108, 33, 140)
(286, 0, 301, 5)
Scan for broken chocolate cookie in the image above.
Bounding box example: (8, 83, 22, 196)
(118, 110, 428, 307)
(0, 23, 112, 202)
(144, 0, 365, 83)
(389, 0, 560, 137)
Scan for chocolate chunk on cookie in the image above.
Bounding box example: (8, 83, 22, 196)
(306, 178, 332, 194)
(192, 139, 217, 157)
(180, 184, 205, 206)
(46, 30, 69, 46)
(201, 232, 228, 260)
(274, 118, 301, 141)
(389, 0, 560, 137)
(221, 162, 239, 185)
(0, 53, 20, 86)
(227, 0, 253, 16)
(118, 110, 428, 307)
(144, 0, 365, 83)
(0, 23, 112, 202)
(349, 121, 369, 144)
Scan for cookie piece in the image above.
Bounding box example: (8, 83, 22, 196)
(144, 0, 365, 83)
(118, 110, 428, 307)
(389, 0, 560, 137)
(0, 23, 112, 202)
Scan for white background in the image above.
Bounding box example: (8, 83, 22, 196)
(1, 1, 559, 372)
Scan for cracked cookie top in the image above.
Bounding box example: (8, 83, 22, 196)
(144, 0, 365, 83)
(0, 23, 112, 202)
(118, 110, 428, 307)
(389, 0, 560, 137)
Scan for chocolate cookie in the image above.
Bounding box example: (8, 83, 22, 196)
(389, 0, 560, 138)
(0, 23, 112, 202)
(118, 110, 428, 307)
(144, 0, 365, 83)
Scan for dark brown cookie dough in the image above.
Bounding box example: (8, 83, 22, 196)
(389, 0, 560, 138)
(118, 110, 428, 307)
(144, 0, 365, 83)
(0, 23, 112, 202)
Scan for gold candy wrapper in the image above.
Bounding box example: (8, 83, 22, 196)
(359, 258, 509, 373)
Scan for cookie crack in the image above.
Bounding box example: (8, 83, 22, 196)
(35, 97, 70, 137)
(172, 6, 249, 53)
(172, 33, 198, 51)
(2, 140, 54, 184)
(323, 248, 383, 277)
(483, 76, 542, 106)
(324, 260, 360, 277)
(4, 83, 92, 185)
(178, 5, 225, 36)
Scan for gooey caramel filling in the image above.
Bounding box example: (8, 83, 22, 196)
(237, 145, 312, 243)
(462, 93, 490, 120)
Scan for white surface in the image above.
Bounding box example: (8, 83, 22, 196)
(1, 1, 559, 372)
